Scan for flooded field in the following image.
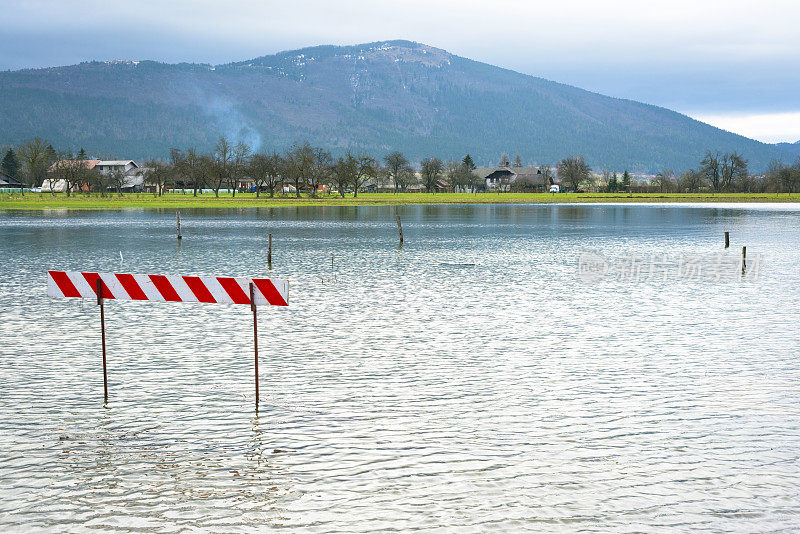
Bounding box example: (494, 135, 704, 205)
(1, 204, 799, 532)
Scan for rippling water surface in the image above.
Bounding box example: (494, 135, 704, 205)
(1, 204, 799, 532)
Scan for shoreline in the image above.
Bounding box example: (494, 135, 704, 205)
(1, 192, 799, 210)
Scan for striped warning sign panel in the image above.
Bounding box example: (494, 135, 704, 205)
(47, 271, 288, 306)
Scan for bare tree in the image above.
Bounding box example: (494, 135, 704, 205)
(309, 147, 331, 197)
(353, 155, 378, 197)
(212, 136, 232, 198)
(143, 160, 171, 197)
(557, 156, 591, 192)
(398, 166, 417, 192)
(170, 148, 202, 196)
(513, 153, 523, 167)
(198, 155, 218, 196)
(654, 168, 675, 193)
(48, 152, 83, 197)
(721, 152, 748, 192)
(420, 157, 443, 193)
(284, 142, 315, 197)
(384, 151, 409, 193)
(250, 152, 282, 198)
(449, 163, 480, 192)
(229, 142, 251, 197)
(331, 154, 356, 198)
(89, 166, 108, 197)
(539, 164, 554, 187)
(107, 167, 128, 196)
(701, 152, 721, 191)
(677, 169, 705, 192)
(767, 159, 800, 194)
(18, 137, 51, 195)
(702, 151, 748, 192)
(601, 169, 612, 191)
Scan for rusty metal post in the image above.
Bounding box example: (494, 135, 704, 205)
(725, 231, 729, 248)
(97, 278, 108, 402)
(267, 233, 272, 268)
(250, 283, 259, 408)
(177, 211, 182, 240)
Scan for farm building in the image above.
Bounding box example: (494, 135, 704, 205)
(0, 172, 24, 191)
(474, 166, 555, 192)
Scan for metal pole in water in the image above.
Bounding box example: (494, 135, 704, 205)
(177, 211, 182, 240)
(97, 278, 108, 402)
(725, 231, 729, 248)
(267, 233, 272, 268)
(250, 283, 259, 408)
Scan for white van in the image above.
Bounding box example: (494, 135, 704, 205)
(549, 185, 560, 193)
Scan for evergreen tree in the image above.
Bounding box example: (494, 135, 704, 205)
(1, 149, 20, 179)
(45, 144, 57, 165)
(77, 147, 87, 160)
(608, 172, 618, 192)
(462, 154, 476, 170)
(622, 170, 631, 190)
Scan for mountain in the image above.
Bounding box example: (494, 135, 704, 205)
(0, 40, 791, 171)
(775, 141, 800, 157)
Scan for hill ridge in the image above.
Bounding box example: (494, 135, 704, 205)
(0, 40, 790, 171)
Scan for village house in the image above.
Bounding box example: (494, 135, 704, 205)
(474, 165, 555, 192)
(0, 172, 24, 191)
(41, 159, 101, 192)
(96, 160, 137, 175)
(42, 159, 145, 192)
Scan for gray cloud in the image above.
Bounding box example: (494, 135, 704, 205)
(2, 0, 799, 140)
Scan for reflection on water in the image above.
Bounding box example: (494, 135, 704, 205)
(1, 204, 800, 531)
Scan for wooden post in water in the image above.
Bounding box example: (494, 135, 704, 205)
(97, 278, 108, 402)
(250, 283, 259, 409)
(396, 214, 404, 245)
(177, 211, 182, 240)
(742, 246, 747, 273)
(267, 233, 272, 268)
(725, 231, 729, 248)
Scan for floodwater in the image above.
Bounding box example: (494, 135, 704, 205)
(1, 204, 799, 532)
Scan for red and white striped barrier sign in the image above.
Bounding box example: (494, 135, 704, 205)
(47, 271, 288, 306)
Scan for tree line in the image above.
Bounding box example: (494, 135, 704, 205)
(4, 138, 800, 196)
(1, 137, 486, 198)
(556, 151, 800, 194)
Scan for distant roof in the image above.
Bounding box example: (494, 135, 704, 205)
(49, 159, 100, 171)
(98, 160, 138, 167)
(474, 166, 556, 185)
(474, 166, 541, 179)
(121, 174, 144, 188)
(0, 172, 23, 187)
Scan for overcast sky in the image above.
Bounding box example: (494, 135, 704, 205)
(3, 0, 799, 143)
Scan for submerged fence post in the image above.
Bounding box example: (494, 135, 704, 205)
(97, 278, 108, 403)
(396, 214, 404, 245)
(177, 211, 182, 240)
(725, 231, 729, 249)
(268, 233, 272, 268)
(250, 283, 259, 409)
(742, 246, 747, 273)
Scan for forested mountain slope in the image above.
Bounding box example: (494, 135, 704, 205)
(0, 40, 789, 171)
